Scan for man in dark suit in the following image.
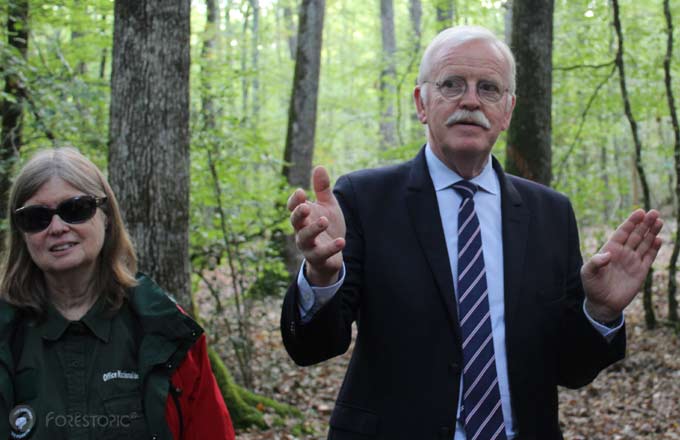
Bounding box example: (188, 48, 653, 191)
(281, 25, 662, 440)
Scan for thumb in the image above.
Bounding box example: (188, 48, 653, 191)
(583, 251, 612, 276)
(313, 166, 335, 204)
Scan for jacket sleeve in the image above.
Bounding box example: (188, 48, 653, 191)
(281, 174, 364, 366)
(167, 334, 236, 440)
(555, 200, 626, 388)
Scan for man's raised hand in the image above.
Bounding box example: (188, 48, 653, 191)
(581, 209, 663, 322)
(288, 166, 346, 286)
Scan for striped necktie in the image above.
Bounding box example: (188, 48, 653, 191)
(453, 180, 507, 440)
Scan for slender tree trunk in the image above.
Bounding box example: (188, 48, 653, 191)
(504, 0, 513, 44)
(663, 0, 680, 324)
(283, 2, 298, 61)
(379, 0, 397, 149)
(409, 0, 421, 43)
(240, 5, 251, 121)
(282, 0, 326, 275)
(108, 0, 192, 312)
(407, 0, 422, 138)
(435, 0, 454, 32)
(1, 0, 29, 245)
(249, 0, 261, 122)
(506, 0, 554, 185)
(203, 0, 220, 130)
(611, 0, 655, 329)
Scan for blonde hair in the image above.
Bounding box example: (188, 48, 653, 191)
(0, 147, 137, 317)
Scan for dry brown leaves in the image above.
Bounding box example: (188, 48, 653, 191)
(205, 223, 680, 440)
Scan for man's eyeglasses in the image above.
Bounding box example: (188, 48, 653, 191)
(424, 76, 507, 104)
(14, 195, 107, 233)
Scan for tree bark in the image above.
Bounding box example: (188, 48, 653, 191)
(505, 0, 554, 185)
(379, 0, 397, 149)
(611, 0, 655, 329)
(663, 0, 680, 324)
(1, 0, 29, 249)
(108, 0, 192, 312)
(282, 0, 325, 275)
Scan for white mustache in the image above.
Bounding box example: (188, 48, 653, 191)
(445, 109, 490, 129)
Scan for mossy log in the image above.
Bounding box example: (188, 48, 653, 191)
(208, 347, 303, 429)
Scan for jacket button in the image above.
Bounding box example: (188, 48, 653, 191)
(166, 362, 173, 369)
(151, 435, 158, 440)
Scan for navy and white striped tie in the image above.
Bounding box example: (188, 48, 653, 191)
(453, 180, 507, 440)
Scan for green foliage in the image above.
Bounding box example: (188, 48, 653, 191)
(6, 0, 680, 397)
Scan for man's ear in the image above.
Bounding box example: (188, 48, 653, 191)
(501, 94, 516, 131)
(414, 86, 428, 124)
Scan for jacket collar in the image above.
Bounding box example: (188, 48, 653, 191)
(405, 146, 529, 346)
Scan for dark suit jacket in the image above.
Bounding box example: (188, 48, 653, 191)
(281, 148, 625, 440)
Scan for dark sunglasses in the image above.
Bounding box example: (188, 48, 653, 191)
(14, 195, 107, 233)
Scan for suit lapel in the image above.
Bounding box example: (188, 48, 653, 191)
(405, 148, 461, 342)
(493, 158, 530, 348)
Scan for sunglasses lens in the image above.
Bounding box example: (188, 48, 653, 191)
(59, 196, 97, 224)
(14, 196, 100, 233)
(15, 207, 53, 233)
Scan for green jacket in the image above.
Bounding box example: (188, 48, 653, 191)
(0, 274, 203, 440)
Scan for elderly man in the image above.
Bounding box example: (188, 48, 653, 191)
(281, 25, 662, 440)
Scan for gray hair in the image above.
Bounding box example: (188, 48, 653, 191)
(417, 25, 516, 102)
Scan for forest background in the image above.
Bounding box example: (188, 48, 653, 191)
(2, 0, 680, 438)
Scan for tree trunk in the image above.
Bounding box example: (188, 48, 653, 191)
(281, 0, 326, 275)
(379, 0, 397, 149)
(249, 0, 261, 122)
(506, 0, 554, 186)
(663, 0, 680, 324)
(503, 0, 513, 44)
(611, 0, 655, 329)
(1, 0, 29, 210)
(435, 0, 454, 32)
(283, 2, 298, 61)
(203, 0, 220, 130)
(108, 0, 192, 312)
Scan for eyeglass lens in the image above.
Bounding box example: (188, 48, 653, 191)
(436, 76, 504, 103)
(14, 195, 104, 233)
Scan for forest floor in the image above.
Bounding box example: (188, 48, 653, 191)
(209, 223, 680, 440)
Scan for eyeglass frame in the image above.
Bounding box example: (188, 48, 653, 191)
(13, 195, 108, 233)
(421, 75, 510, 104)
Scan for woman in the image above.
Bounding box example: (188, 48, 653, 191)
(0, 147, 236, 440)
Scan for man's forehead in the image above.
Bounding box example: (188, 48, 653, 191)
(432, 40, 508, 77)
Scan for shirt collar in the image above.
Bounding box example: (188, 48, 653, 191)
(39, 296, 112, 343)
(424, 144, 498, 195)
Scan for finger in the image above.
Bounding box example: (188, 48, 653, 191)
(641, 236, 662, 269)
(634, 218, 663, 257)
(296, 216, 330, 250)
(304, 238, 346, 266)
(625, 210, 661, 250)
(287, 188, 307, 212)
(608, 209, 645, 246)
(312, 166, 335, 204)
(290, 203, 312, 231)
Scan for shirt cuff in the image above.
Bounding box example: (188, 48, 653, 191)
(297, 261, 346, 321)
(582, 300, 624, 342)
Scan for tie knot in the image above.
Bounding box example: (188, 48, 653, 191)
(452, 180, 478, 199)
